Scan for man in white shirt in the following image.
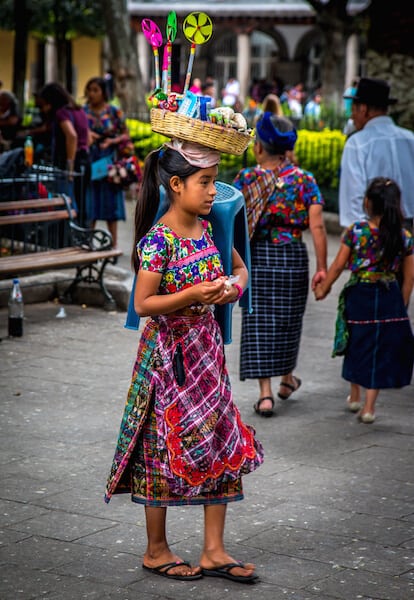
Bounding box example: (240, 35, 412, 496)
(339, 78, 414, 230)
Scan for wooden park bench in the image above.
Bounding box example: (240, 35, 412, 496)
(0, 194, 123, 308)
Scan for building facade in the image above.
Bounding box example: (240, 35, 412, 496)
(130, 0, 367, 102)
(1, 0, 367, 108)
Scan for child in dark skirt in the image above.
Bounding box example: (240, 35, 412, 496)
(315, 177, 414, 423)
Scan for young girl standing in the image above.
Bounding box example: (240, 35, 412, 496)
(315, 177, 414, 423)
(105, 140, 264, 583)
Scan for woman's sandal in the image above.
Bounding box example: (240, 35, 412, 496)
(277, 376, 302, 400)
(254, 396, 275, 417)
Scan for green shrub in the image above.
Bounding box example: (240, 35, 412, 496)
(295, 128, 345, 189)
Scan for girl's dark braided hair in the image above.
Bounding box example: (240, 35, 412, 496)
(365, 177, 405, 265)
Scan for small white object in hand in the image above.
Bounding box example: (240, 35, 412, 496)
(224, 274, 240, 292)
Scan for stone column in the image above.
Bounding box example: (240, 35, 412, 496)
(237, 32, 251, 107)
(45, 36, 57, 82)
(345, 34, 359, 89)
(137, 32, 150, 92)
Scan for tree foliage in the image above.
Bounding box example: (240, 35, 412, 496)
(1, 0, 105, 102)
(0, 0, 105, 38)
(305, 0, 369, 102)
(101, 0, 148, 117)
(367, 0, 414, 56)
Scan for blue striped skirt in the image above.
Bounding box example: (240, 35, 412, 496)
(240, 239, 309, 379)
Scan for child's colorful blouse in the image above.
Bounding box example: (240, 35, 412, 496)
(233, 163, 324, 245)
(138, 219, 224, 294)
(342, 221, 414, 273)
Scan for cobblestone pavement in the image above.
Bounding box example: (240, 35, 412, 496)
(1, 212, 413, 600)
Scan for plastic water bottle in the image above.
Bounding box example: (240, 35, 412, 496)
(8, 278, 24, 337)
(24, 136, 34, 167)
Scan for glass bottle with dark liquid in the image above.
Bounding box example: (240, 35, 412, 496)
(8, 278, 24, 337)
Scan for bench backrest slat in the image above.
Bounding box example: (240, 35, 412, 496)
(0, 197, 71, 212)
(0, 209, 76, 226)
(0, 194, 75, 251)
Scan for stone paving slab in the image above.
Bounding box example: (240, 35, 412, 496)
(1, 225, 413, 600)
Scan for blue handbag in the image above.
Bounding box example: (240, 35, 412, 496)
(90, 154, 114, 181)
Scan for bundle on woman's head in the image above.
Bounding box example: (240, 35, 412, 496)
(256, 112, 297, 152)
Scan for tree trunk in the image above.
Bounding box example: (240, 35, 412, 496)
(306, 0, 360, 106)
(101, 0, 148, 119)
(12, 0, 29, 111)
(318, 25, 347, 104)
(55, 34, 67, 87)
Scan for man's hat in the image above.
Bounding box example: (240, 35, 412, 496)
(343, 77, 397, 106)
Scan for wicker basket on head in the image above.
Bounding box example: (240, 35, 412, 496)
(150, 108, 251, 155)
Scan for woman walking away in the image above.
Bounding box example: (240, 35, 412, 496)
(233, 113, 327, 417)
(104, 140, 264, 584)
(315, 177, 414, 423)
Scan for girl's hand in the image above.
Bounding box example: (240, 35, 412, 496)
(314, 283, 329, 301)
(311, 269, 327, 290)
(215, 276, 241, 305)
(192, 278, 227, 305)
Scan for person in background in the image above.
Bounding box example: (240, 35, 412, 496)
(342, 78, 359, 138)
(339, 77, 414, 232)
(38, 82, 90, 224)
(252, 93, 284, 127)
(343, 78, 359, 119)
(83, 76, 132, 248)
(243, 99, 261, 129)
(201, 81, 217, 108)
(0, 90, 22, 149)
(286, 86, 303, 126)
(315, 177, 414, 424)
(189, 77, 202, 95)
(233, 113, 327, 417)
(261, 94, 284, 117)
(16, 93, 52, 159)
(222, 76, 240, 109)
(304, 92, 322, 121)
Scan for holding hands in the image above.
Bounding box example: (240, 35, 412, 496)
(314, 281, 330, 301)
(311, 269, 329, 301)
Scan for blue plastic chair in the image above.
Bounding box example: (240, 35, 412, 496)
(125, 181, 252, 344)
